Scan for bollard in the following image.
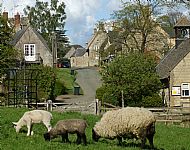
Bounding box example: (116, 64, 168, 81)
(47, 100, 53, 111)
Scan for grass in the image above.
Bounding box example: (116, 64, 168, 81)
(1, 107, 190, 150)
(55, 68, 75, 94)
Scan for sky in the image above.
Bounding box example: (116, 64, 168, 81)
(1, 0, 121, 47)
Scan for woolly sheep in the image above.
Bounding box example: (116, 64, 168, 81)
(12, 110, 52, 136)
(44, 119, 87, 145)
(92, 107, 156, 149)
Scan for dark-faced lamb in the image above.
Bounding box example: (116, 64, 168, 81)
(92, 107, 156, 149)
(44, 119, 88, 145)
(12, 110, 52, 136)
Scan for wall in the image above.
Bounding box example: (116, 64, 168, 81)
(170, 52, 190, 106)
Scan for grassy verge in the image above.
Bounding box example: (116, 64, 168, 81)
(1, 107, 190, 150)
(55, 68, 75, 94)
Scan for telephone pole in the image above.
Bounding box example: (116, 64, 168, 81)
(52, 32, 57, 68)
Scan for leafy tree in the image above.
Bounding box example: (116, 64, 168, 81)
(156, 11, 184, 36)
(0, 11, 18, 76)
(110, 0, 175, 56)
(24, 0, 69, 58)
(99, 53, 162, 107)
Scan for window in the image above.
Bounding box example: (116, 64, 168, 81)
(24, 44, 36, 61)
(24, 44, 35, 56)
(181, 83, 190, 97)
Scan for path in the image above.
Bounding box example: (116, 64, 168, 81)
(55, 67, 102, 113)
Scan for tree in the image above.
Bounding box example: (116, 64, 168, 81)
(156, 11, 184, 37)
(24, 0, 69, 58)
(98, 53, 162, 107)
(111, 0, 175, 55)
(0, 11, 18, 76)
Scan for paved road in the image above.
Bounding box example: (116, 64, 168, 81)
(56, 67, 102, 105)
(75, 67, 102, 101)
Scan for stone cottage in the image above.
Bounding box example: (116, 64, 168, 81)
(5, 12, 53, 67)
(156, 16, 190, 107)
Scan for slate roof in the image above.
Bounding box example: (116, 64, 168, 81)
(174, 16, 190, 28)
(70, 44, 83, 49)
(156, 38, 190, 79)
(10, 26, 51, 52)
(71, 48, 87, 57)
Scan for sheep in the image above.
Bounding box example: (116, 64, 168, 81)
(44, 119, 87, 145)
(92, 107, 156, 149)
(12, 110, 52, 136)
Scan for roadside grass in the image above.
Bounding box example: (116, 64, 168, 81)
(55, 68, 75, 94)
(1, 107, 190, 150)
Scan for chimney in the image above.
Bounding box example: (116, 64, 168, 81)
(14, 12, 21, 32)
(3, 12, 8, 21)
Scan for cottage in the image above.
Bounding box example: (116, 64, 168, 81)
(156, 16, 190, 107)
(4, 12, 53, 67)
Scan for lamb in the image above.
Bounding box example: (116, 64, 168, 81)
(12, 110, 52, 136)
(92, 107, 156, 149)
(44, 119, 88, 145)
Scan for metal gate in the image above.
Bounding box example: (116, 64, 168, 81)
(6, 68, 39, 108)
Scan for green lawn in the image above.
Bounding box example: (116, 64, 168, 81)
(55, 68, 75, 94)
(1, 107, 190, 150)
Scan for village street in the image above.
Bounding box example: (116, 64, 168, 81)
(55, 67, 102, 113)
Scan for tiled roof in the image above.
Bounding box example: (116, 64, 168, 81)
(156, 38, 190, 79)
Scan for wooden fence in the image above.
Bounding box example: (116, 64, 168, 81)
(95, 99, 190, 127)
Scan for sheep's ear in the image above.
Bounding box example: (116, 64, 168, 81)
(12, 122, 17, 125)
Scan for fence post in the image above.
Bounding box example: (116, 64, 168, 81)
(95, 99, 101, 115)
(47, 100, 53, 111)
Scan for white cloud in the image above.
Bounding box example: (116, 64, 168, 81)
(2, 0, 121, 46)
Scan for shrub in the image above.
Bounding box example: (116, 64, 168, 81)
(141, 93, 163, 107)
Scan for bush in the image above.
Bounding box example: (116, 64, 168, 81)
(96, 85, 119, 106)
(141, 93, 163, 107)
(54, 80, 67, 97)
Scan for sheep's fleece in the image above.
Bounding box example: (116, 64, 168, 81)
(94, 107, 156, 139)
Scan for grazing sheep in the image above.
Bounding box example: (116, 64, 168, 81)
(92, 107, 156, 149)
(12, 110, 52, 136)
(44, 119, 87, 145)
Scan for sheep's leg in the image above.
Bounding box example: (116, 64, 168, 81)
(61, 134, 66, 143)
(30, 124, 34, 135)
(81, 133, 87, 145)
(141, 138, 146, 149)
(65, 132, 70, 144)
(147, 134, 154, 149)
(76, 132, 82, 145)
(26, 121, 32, 136)
(117, 136, 122, 145)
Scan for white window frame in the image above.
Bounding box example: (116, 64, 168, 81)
(24, 44, 36, 61)
(181, 83, 190, 97)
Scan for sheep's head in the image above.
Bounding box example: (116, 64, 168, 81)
(12, 122, 21, 133)
(92, 128, 100, 142)
(44, 132, 51, 141)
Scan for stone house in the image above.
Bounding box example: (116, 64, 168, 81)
(156, 16, 190, 107)
(70, 47, 89, 67)
(5, 12, 53, 67)
(64, 45, 83, 59)
(86, 23, 111, 66)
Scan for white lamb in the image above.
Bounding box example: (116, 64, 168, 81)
(12, 110, 52, 136)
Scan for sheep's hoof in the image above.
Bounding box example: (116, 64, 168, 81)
(31, 131, 34, 136)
